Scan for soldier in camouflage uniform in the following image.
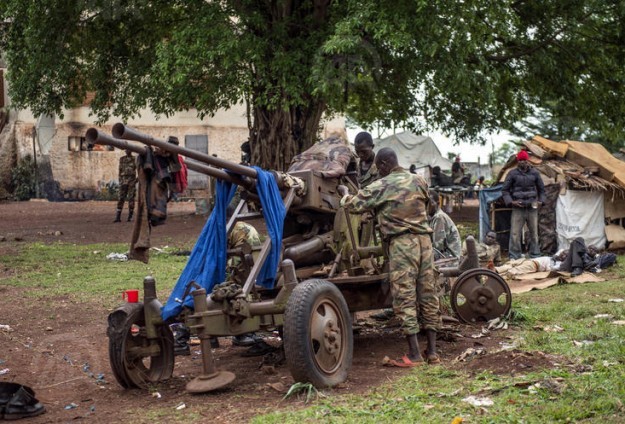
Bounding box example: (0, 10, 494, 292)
(354, 132, 379, 187)
(428, 190, 461, 260)
(339, 147, 441, 366)
(227, 221, 261, 271)
(462, 230, 502, 266)
(114, 150, 137, 222)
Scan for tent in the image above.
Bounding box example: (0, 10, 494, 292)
(479, 136, 625, 253)
(373, 132, 452, 172)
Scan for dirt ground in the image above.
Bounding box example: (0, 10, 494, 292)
(0, 200, 558, 423)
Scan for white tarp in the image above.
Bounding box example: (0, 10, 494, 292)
(556, 190, 606, 250)
(373, 132, 453, 171)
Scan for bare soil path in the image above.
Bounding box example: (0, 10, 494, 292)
(0, 200, 554, 423)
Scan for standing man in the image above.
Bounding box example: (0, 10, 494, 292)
(339, 147, 441, 366)
(354, 131, 378, 187)
(114, 149, 137, 222)
(501, 150, 545, 259)
(428, 190, 461, 260)
(451, 156, 465, 184)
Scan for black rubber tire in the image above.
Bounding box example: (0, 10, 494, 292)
(108, 304, 174, 389)
(283, 279, 353, 388)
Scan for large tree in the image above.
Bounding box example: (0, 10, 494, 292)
(1, 1, 625, 170)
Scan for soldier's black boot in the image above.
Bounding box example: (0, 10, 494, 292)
(113, 210, 122, 223)
(127, 210, 134, 222)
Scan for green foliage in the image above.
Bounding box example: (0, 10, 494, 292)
(95, 181, 119, 201)
(10, 154, 36, 200)
(283, 382, 322, 403)
(2, 0, 625, 167)
(490, 142, 519, 165)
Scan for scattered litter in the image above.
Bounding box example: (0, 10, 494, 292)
(572, 340, 595, 347)
(423, 404, 435, 410)
(454, 347, 486, 362)
(0, 368, 9, 375)
(267, 382, 287, 393)
(462, 395, 494, 407)
(437, 388, 462, 398)
(45, 326, 53, 331)
(0, 324, 13, 332)
(451, 417, 464, 424)
(602, 360, 617, 367)
(528, 379, 565, 395)
(487, 318, 508, 331)
(92, 251, 101, 255)
(608, 298, 624, 303)
(64, 403, 78, 410)
(470, 328, 490, 338)
(543, 325, 564, 332)
(593, 314, 613, 320)
(106, 252, 128, 261)
(611, 320, 625, 326)
(175, 403, 186, 410)
(498, 341, 518, 351)
(152, 392, 161, 399)
(63, 354, 74, 365)
(90, 405, 96, 412)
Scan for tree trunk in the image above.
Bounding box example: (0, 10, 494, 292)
(248, 100, 326, 171)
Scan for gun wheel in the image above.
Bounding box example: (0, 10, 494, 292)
(450, 269, 512, 324)
(283, 279, 353, 388)
(108, 304, 174, 388)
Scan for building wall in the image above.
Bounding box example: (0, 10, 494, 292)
(8, 102, 345, 196)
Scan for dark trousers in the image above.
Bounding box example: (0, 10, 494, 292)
(509, 207, 540, 259)
(560, 237, 587, 272)
(117, 181, 136, 212)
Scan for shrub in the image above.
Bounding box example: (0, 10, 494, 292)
(11, 155, 37, 200)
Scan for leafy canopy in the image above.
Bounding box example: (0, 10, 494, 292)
(1, 0, 625, 148)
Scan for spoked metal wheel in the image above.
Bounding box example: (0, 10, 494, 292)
(107, 303, 174, 388)
(450, 269, 512, 324)
(283, 279, 353, 388)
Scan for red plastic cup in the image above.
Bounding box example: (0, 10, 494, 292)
(123, 289, 139, 303)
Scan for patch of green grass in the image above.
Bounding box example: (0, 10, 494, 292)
(257, 264, 625, 423)
(0, 242, 190, 308)
(456, 221, 478, 242)
(3, 242, 624, 422)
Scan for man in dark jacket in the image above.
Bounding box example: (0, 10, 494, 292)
(501, 150, 545, 259)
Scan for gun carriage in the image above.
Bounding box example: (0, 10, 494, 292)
(86, 125, 511, 394)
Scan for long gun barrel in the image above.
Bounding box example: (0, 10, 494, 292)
(85, 128, 237, 183)
(112, 123, 257, 180)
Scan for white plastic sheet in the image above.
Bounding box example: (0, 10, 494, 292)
(556, 190, 606, 250)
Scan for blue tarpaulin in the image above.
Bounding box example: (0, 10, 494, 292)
(161, 167, 285, 321)
(478, 184, 503, 241)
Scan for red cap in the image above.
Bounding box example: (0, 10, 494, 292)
(517, 150, 529, 161)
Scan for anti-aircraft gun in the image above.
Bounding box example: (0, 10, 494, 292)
(87, 125, 511, 394)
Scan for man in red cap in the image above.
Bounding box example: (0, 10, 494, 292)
(501, 150, 545, 259)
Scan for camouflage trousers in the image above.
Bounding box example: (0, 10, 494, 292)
(388, 233, 441, 335)
(117, 180, 136, 211)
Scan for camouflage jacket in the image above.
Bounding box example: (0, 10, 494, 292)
(341, 167, 432, 238)
(118, 155, 137, 183)
(358, 160, 379, 187)
(227, 222, 261, 271)
(228, 221, 261, 248)
(429, 208, 461, 258)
